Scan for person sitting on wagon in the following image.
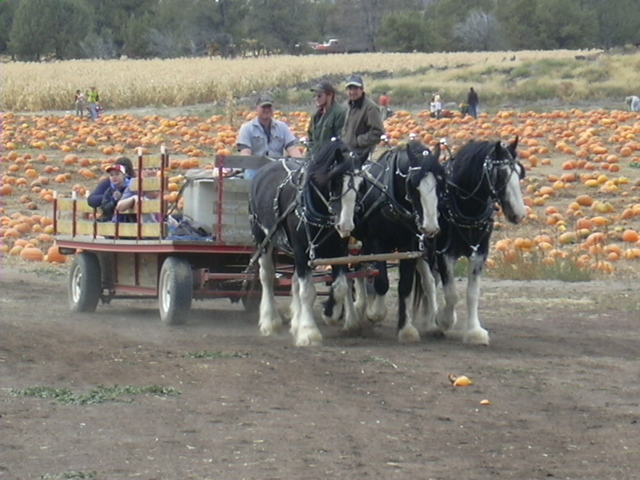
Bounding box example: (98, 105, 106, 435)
(87, 156, 134, 211)
(100, 163, 134, 223)
(236, 93, 303, 179)
(114, 169, 161, 223)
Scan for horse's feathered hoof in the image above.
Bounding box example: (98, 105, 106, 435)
(322, 316, 341, 326)
(366, 297, 388, 323)
(260, 320, 283, 337)
(398, 325, 421, 343)
(463, 328, 490, 346)
(294, 327, 323, 347)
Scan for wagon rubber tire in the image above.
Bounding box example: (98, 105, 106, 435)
(69, 252, 102, 313)
(158, 257, 193, 325)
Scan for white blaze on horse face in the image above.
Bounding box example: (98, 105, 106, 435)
(502, 167, 526, 224)
(418, 173, 439, 236)
(336, 175, 363, 238)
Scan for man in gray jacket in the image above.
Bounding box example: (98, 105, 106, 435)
(341, 74, 385, 159)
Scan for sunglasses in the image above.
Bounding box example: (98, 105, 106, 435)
(260, 104, 273, 109)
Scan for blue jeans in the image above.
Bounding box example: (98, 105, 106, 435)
(89, 102, 98, 120)
(468, 104, 478, 118)
(244, 169, 257, 180)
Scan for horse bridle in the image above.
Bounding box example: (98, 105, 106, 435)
(484, 144, 525, 201)
(293, 151, 364, 260)
(447, 143, 523, 204)
(302, 151, 362, 227)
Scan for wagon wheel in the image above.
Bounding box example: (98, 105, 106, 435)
(69, 252, 102, 313)
(158, 256, 193, 325)
(240, 267, 261, 313)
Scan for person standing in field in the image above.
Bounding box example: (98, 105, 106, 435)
(378, 91, 390, 119)
(341, 74, 385, 159)
(467, 87, 480, 118)
(74, 90, 85, 118)
(87, 86, 100, 121)
(625, 95, 640, 112)
(307, 80, 346, 157)
(237, 93, 303, 180)
(430, 92, 442, 119)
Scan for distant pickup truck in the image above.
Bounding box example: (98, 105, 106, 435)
(313, 39, 369, 54)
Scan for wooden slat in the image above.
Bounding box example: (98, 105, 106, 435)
(57, 219, 162, 238)
(128, 177, 162, 191)
(57, 198, 96, 213)
(100, 222, 162, 238)
(134, 157, 163, 168)
(56, 219, 74, 235)
(121, 198, 161, 214)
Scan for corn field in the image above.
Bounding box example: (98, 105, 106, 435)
(1, 50, 598, 112)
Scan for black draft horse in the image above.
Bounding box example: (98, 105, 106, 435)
(341, 140, 445, 342)
(416, 138, 526, 345)
(249, 139, 365, 347)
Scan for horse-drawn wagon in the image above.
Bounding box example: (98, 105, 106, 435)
(54, 149, 295, 324)
(55, 135, 526, 346)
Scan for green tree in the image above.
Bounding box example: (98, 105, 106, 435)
(424, 0, 495, 51)
(306, 1, 340, 43)
(9, 0, 55, 61)
(49, 0, 94, 59)
(244, 0, 313, 54)
(584, 0, 640, 48)
(378, 11, 433, 52)
(495, 0, 540, 49)
(91, 0, 157, 56)
(0, 0, 19, 56)
(534, 0, 598, 49)
(122, 13, 153, 58)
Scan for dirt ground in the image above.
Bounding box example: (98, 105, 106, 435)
(0, 262, 639, 480)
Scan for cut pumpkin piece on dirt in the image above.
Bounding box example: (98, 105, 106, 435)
(448, 373, 473, 387)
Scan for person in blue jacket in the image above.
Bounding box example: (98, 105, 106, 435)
(87, 157, 134, 210)
(98, 163, 134, 222)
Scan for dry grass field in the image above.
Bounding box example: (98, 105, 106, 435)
(2, 49, 627, 112)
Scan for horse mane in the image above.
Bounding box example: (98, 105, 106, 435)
(448, 140, 494, 189)
(305, 139, 348, 187)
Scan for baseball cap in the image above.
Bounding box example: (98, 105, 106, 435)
(106, 164, 126, 175)
(256, 94, 274, 107)
(345, 74, 364, 88)
(311, 80, 336, 95)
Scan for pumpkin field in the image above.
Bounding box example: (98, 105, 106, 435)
(1, 103, 639, 279)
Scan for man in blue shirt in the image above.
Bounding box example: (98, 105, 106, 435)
(237, 94, 303, 179)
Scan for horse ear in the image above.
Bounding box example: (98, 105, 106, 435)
(432, 143, 441, 159)
(508, 136, 519, 155)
